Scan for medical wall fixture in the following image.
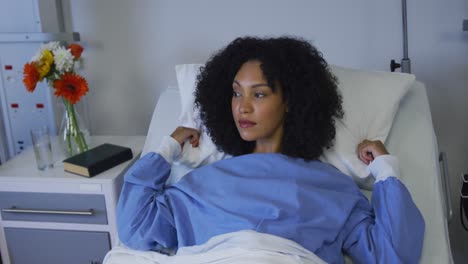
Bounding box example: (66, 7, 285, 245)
(391, 0, 411, 73)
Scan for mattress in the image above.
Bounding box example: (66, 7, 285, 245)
(383, 81, 453, 263)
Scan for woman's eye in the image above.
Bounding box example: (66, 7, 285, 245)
(233, 91, 240, 97)
(255, 93, 266, 98)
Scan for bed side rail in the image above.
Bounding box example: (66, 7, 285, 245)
(439, 152, 453, 223)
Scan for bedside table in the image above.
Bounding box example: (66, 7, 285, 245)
(0, 136, 145, 264)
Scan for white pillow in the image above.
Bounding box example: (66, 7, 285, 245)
(321, 65, 415, 189)
(174, 64, 228, 169)
(174, 64, 415, 190)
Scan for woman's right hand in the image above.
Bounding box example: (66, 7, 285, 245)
(170, 126, 200, 148)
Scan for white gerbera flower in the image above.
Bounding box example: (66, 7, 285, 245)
(31, 41, 61, 62)
(53, 46, 74, 73)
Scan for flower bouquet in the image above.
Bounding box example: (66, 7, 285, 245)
(23, 41, 90, 157)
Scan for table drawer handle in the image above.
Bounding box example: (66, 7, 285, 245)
(1, 207, 94, 216)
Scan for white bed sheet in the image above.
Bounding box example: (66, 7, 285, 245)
(104, 230, 327, 264)
(139, 81, 453, 263)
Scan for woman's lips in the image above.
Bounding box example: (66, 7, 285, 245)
(239, 120, 256, 128)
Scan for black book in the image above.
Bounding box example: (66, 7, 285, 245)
(63, 143, 133, 177)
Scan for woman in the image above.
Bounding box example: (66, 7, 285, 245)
(117, 37, 424, 263)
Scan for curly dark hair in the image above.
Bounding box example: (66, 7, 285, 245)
(194, 36, 343, 161)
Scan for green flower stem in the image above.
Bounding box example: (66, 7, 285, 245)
(65, 127, 72, 156)
(63, 99, 88, 156)
(78, 131, 88, 151)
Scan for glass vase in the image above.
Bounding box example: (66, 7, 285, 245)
(59, 99, 90, 157)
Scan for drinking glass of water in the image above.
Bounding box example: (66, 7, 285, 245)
(30, 126, 53, 170)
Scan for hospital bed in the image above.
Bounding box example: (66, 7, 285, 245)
(104, 69, 454, 263)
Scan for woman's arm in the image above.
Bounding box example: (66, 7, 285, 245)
(340, 141, 425, 263)
(117, 133, 189, 251)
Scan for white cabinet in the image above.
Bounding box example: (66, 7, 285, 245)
(0, 136, 145, 264)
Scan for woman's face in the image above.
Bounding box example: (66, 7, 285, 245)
(231, 60, 287, 150)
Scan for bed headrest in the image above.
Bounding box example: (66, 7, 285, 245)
(164, 63, 415, 189)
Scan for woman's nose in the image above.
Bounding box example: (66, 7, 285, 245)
(239, 97, 253, 114)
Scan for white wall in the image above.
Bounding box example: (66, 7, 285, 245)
(64, 0, 404, 135)
(64, 0, 468, 262)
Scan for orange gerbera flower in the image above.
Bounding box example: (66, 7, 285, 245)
(68, 43, 84, 59)
(23, 62, 39, 92)
(53, 73, 89, 104)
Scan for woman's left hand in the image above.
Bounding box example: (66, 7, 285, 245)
(357, 140, 389, 165)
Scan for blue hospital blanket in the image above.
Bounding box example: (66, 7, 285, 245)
(117, 152, 424, 264)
